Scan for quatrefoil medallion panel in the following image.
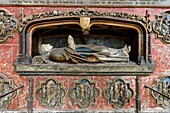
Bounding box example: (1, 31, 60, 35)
(104, 78, 134, 109)
(0, 9, 18, 43)
(153, 11, 170, 44)
(36, 79, 66, 108)
(0, 73, 17, 108)
(151, 76, 170, 108)
(70, 78, 100, 108)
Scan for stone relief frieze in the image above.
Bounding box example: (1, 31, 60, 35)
(19, 8, 151, 32)
(36, 78, 66, 108)
(104, 78, 134, 109)
(0, 73, 17, 108)
(153, 11, 170, 44)
(70, 78, 100, 108)
(151, 76, 170, 108)
(0, 9, 18, 43)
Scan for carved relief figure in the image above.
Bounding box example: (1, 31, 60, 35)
(151, 76, 170, 108)
(104, 79, 133, 109)
(0, 74, 17, 108)
(153, 12, 170, 43)
(0, 9, 18, 43)
(36, 79, 66, 108)
(70, 78, 100, 108)
(45, 35, 131, 63)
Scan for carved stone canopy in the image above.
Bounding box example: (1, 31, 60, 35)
(14, 8, 156, 76)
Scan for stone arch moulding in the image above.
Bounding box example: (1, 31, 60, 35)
(0, 8, 18, 43)
(14, 8, 156, 76)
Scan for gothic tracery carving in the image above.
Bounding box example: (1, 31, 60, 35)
(153, 11, 170, 44)
(0, 9, 18, 43)
(104, 78, 134, 109)
(36, 78, 66, 108)
(151, 76, 170, 108)
(19, 8, 150, 32)
(70, 78, 100, 108)
(0, 73, 17, 108)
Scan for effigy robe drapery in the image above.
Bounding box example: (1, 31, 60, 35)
(47, 35, 131, 63)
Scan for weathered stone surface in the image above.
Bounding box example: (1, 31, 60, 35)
(0, 0, 170, 7)
(0, 7, 169, 111)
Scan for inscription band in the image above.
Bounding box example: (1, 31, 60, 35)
(0, 0, 170, 7)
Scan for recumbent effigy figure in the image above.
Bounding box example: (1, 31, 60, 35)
(40, 35, 131, 63)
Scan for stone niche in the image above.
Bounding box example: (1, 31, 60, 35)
(14, 9, 156, 76)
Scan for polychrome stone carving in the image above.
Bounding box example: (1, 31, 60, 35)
(153, 11, 170, 44)
(36, 78, 66, 108)
(70, 78, 100, 108)
(104, 78, 134, 109)
(0, 9, 18, 43)
(0, 73, 17, 108)
(151, 76, 170, 108)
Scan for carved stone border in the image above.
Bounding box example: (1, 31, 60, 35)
(153, 11, 170, 44)
(0, 9, 18, 43)
(151, 76, 170, 108)
(0, 73, 17, 108)
(69, 77, 100, 108)
(36, 78, 66, 109)
(19, 8, 151, 33)
(1, 0, 170, 8)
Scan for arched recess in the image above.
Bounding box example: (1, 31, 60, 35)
(16, 11, 155, 75)
(19, 16, 149, 65)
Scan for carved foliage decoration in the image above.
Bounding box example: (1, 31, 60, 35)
(19, 8, 150, 32)
(0, 9, 18, 43)
(70, 78, 100, 108)
(151, 76, 170, 108)
(153, 11, 170, 44)
(36, 78, 66, 108)
(104, 78, 134, 109)
(0, 73, 17, 108)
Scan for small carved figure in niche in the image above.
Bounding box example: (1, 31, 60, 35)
(109, 85, 114, 102)
(49, 35, 131, 63)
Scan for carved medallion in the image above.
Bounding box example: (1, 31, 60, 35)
(153, 11, 170, 44)
(0, 73, 17, 108)
(151, 76, 170, 108)
(104, 78, 134, 109)
(70, 78, 100, 108)
(36, 78, 66, 108)
(0, 9, 18, 43)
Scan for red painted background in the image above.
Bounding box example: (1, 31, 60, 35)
(0, 7, 170, 111)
